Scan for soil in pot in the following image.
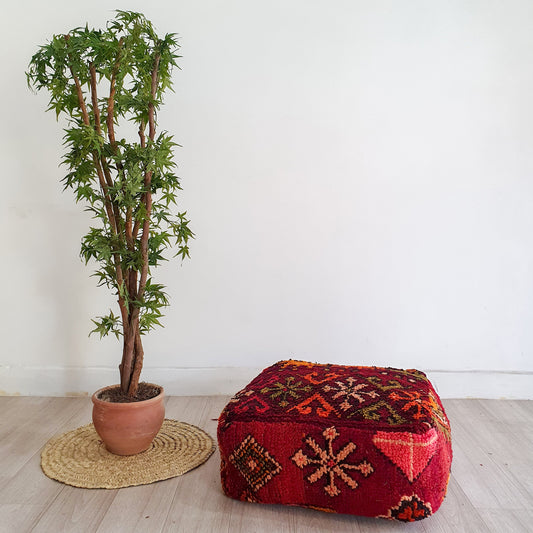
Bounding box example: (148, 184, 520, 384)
(96, 382, 161, 403)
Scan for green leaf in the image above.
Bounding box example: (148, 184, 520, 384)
(89, 309, 122, 339)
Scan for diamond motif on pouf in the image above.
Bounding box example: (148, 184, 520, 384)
(229, 435, 282, 492)
(218, 360, 453, 521)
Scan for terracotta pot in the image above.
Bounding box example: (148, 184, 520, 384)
(91, 384, 165, 456)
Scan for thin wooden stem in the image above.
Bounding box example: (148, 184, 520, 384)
(148, 56, 160, 141)
(138, 120, 146, 148)
(136, 54, 160, 303)
(65, 39, 129, 352)
(89, 63, 102, 135)
(107, 37, 124, 152)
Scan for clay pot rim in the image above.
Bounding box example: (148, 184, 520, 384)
(91, 383, 165, 409)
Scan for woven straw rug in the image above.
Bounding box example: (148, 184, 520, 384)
(41, 419, 215, 489)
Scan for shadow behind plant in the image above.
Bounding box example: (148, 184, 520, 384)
(27, 10, 193, 398)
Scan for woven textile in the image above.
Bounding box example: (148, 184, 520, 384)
(41, 419, 215, 489)
(218, 360, 452, 522)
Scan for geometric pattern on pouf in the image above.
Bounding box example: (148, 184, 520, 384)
(218, 360, 452, 522)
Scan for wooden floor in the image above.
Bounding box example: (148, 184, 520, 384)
(0, 397, 532, 533)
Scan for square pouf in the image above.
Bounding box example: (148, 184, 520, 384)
(218, 360, 452, 522)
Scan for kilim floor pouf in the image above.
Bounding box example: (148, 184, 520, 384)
(217, 360, 452, 522)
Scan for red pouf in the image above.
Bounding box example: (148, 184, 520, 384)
(218, 360, 452, 522)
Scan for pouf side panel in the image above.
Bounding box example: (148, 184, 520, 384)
(218, 420, 451, 519)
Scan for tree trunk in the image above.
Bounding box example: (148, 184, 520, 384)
(128, 331, 144, 396)
(119, 324, 134, 394)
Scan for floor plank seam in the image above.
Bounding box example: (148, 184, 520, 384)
(91, 490, 120, 533)
(29, 483, 67, 532)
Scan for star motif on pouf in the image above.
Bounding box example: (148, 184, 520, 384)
(292, 426, 373, 497)
(323, 377, 379, 411)
(260, 376, 311, 407)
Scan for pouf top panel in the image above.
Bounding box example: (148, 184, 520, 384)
(220, 360, 450, 437)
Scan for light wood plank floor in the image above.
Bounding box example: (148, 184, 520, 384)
(0, 397, 532, 532)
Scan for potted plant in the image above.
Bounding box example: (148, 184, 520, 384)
(27, 10, 193, 455)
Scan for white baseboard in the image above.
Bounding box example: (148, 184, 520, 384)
(0, 365, 532, 399)
(425, 370, 533, 400)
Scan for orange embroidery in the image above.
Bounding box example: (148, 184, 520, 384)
(304, 372, 340, 385)
(289, 393, 337, 417)
(291, 426, 374, 497)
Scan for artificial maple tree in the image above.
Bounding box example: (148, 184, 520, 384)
(27, 11, 192, 397)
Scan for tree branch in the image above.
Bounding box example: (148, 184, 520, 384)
(89, 63, 102, 135)
(89, 62, 124, 254)
(66, 42, 128, 333)
(107, 37, 124, 152)
(138, 120, 146, 148)
(137, 54, 161, 303)
(148, 55, 160, 141)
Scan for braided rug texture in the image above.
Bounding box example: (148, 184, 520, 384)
(41, 419, 215, 489)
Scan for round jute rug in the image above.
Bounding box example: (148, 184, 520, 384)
(41, 419, 215, 489)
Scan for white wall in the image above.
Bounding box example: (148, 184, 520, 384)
(1, 0, 532, 398)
